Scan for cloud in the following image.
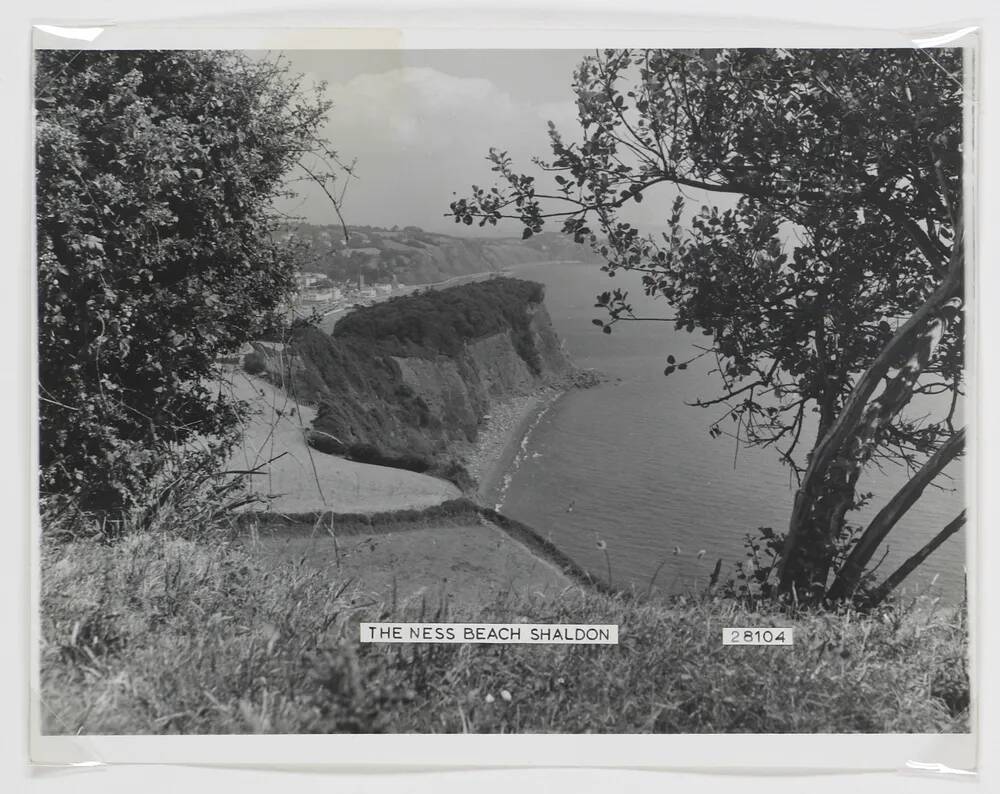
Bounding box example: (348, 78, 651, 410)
(286, 66, 578, 232)
(327, 67, 521, 151)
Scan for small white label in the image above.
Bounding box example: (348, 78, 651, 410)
(360, 622, 618, 644)
(723, 627, 793, 646)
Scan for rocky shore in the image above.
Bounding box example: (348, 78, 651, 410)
(460, 388, 561, 508)
(460, 367, 603, 508)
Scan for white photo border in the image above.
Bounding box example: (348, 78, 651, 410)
(28, 17, 981, 775)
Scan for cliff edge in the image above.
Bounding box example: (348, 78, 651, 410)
(264, 277, 584, 487)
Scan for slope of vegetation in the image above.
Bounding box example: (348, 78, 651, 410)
(40, 512, 969, 735)
(276, 278, 564, 484)
(333, 277, 546, 370)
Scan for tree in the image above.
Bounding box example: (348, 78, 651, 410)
(450, 48, 966, 604)
(36, 50, 343, 509)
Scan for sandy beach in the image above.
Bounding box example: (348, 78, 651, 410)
(464, 388, 565, 509)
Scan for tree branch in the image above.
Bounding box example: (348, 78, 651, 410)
(826, 426, 965, 601)
(864, 510, 966, 607)
(778, 225, 964, 590)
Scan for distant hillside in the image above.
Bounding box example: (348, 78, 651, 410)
(256, 278, 580, 487)
(280, 224, 602, 286)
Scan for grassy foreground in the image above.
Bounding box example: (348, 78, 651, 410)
(39, 528, 969, 735)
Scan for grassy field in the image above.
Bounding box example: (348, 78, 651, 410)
(39, 521, 969, 735)
(218, 368, 462, 514)
(244, 518, 571, 608)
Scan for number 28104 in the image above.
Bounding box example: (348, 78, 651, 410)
(722, 628, 793, 646)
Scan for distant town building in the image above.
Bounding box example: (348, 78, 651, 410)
(295, 271, 326, 289)
(294, 271, 341, 304)
(301, 284, 340, 303)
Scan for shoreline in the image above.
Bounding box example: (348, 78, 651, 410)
(465, 388, 566, 510)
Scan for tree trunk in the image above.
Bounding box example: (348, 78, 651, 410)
(826, 427, 965, 601)
(864, 511, 966, 607)
(777, 255, 964, 599)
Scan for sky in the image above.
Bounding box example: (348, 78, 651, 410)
(269, 49, 738, 238)
(271, 50, 588, 235)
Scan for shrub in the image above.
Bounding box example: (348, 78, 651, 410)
(35, 50, 336, 509)
(305, 429, 347, 455)
(242, 351, 267, 376)
(434, 459, 475, 492)
(345, 443, 431, 473)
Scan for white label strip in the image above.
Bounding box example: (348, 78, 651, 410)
(360, 622, 619, 644)
(722, 627, 794, 646)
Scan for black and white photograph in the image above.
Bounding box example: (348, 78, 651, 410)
(32, 34, 975, 750)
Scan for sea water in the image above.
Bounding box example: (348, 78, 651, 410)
(498, 262, 967, 602)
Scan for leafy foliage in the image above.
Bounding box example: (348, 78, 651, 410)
(631, 195, 961, 471)
(36, 50, 335, 508)
(333, 277, 546, 371)
(450, 48, 966, 601)
(724, 522, 874, 606)
(242, 351, 267, 376)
